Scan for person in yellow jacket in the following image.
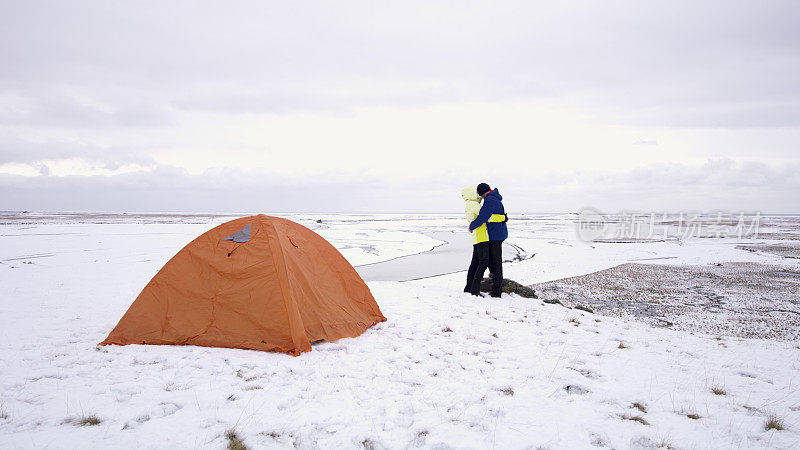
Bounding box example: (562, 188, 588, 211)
(461, 186, 506, 294)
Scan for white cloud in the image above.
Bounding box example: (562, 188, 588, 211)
(1, 1, 799, 212)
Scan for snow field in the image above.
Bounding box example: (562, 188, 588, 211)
(1, 214, 799, 449)
(1, 280, 798, 449)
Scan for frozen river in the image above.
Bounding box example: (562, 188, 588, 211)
(355, 231, 526, 282)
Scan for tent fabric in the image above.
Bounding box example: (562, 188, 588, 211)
(100, 215, 386, 356)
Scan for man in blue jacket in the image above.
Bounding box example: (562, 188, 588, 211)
(468, 183, 508, 297)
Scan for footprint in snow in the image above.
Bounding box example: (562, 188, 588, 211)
(564, 384, 589, 395)
(568, 366, 602, 380)
(158, 402, 181, 416)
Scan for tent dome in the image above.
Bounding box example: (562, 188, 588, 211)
(100, 215, 386, 355)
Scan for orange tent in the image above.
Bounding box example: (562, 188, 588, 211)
(100, 214, 386, 355)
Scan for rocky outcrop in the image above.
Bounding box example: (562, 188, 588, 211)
(478, 277, 538, 298)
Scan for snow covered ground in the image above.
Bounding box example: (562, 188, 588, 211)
(1, 212, 798, 449)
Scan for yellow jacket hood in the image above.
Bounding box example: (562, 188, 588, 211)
(461, 186, 480, 202)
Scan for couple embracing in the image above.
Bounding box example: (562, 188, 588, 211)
(461, 183, 508, 297)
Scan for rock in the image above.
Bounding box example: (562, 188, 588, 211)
(478, 277, 538, 298)
(574, 304, 594, 314)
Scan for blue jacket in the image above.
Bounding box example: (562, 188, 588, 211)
(469, 189, 508, 241)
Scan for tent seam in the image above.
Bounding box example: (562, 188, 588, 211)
(265, 218, 304, 350)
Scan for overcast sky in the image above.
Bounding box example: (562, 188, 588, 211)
(1, 1, 799, 213)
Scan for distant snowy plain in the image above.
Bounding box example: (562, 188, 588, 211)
(0, 212, 798, 449)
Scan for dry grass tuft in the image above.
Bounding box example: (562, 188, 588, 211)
(499, 387, 514, 396)
(226, 430, 247, 450)
(711, 386, 727, 395)
(621, 414, 649, 425)
(765, 414, 785, 431)
(618, 341, 628, 349)
(685, 412, 701, 420)
(65, 414, 102, 426)
(442, 326, 453, 333)
(655, 435, 675, 449)
(632, 402, 647, 413)
(80, 415, 102, 426)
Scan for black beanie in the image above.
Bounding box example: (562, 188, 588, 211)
(477, 183, 491, 196)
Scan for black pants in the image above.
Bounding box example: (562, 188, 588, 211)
(465, 241, 503, 296)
